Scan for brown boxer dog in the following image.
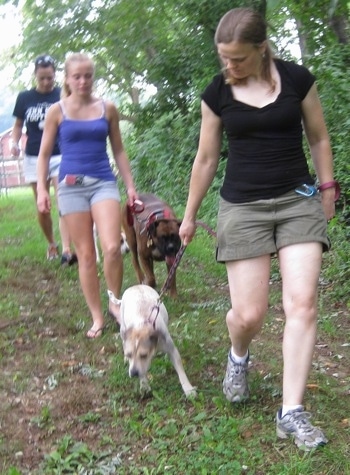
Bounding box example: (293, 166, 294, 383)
(121, 193, 181, 298)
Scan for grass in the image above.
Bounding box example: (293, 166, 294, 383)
(0, 188, 349, 475)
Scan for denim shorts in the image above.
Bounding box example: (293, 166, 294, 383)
(58, 176, 120, 216)
(216, 190, 330, 262)
(24, 154, 61, 183)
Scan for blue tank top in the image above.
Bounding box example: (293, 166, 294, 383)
(58, 100, 116, 182)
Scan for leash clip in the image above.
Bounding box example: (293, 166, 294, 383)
(295, 184, 317, 197)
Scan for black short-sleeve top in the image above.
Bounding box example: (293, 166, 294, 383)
(201, 59, 316, 202)
(12, 87, 61, 156)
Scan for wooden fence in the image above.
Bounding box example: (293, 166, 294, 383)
(0, 128, 26, 195)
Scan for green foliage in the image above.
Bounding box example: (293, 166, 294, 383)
(320, 219, 350, 305)
(308, 44, 350, 215)
(30, 405, 53, 429)
(126, 107, 199, 206)
(5, 469, 22, 475)
(41, 435, 122, 474)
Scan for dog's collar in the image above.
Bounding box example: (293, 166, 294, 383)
(147, 304, 160, 328)
(139, 207, 173, 236)
(147, 208, 172, 226)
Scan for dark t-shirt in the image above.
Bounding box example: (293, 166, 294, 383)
(201, 59, 316, 202)
(12, 87, 61, 156)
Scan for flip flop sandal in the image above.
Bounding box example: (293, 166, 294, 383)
(47, 243, 59, 260)
(86, 327, 104, 339)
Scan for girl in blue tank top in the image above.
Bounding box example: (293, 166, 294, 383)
(37, 53, 138, 339)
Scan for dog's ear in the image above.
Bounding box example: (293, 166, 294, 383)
(148, 222, 157, 234)
(176, 219, 182, 228)
(149, 329, 160, 346)
(121, 327, 132, 342)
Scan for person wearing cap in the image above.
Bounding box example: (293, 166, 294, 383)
(11, 54, 76, 265)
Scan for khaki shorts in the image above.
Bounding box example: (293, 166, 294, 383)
(216, 190, 330, 262)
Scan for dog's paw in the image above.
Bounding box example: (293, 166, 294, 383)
(184, 387, 197, 399)
(139, 379, 152, 396)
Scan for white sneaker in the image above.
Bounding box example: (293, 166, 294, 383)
(222, 351, 249, 403)
(276, 407, 328, 450)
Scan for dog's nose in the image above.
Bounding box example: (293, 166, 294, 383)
(166, 243, 176, 254)
(130, 368, 139, 378)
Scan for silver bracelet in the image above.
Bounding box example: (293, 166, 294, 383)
(10, 140, 20, 150)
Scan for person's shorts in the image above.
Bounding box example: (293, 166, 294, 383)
(58, 176, 120, 216)
(24, 154, 61, 183)
(216, 190, 330, 262)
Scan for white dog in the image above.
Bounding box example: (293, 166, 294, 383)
(119, 285, 197, 398)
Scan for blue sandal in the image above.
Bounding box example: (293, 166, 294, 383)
(61, 252, 78, 266)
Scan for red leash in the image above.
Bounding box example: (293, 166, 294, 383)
(195, 220, 217, 237)
(146, 245, 187, 327)
(126, 199, 144, 226)
(158, 244, 187, 302)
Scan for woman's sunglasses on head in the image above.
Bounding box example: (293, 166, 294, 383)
(35, 55, 55, 68)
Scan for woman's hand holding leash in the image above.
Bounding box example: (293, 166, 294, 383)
(179, 218, 197, 246)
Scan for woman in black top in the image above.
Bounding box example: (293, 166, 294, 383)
(180, 8, 336, 450)
(11, 55, 75, 264)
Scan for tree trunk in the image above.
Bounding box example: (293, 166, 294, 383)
(329, 14, 348, 44)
